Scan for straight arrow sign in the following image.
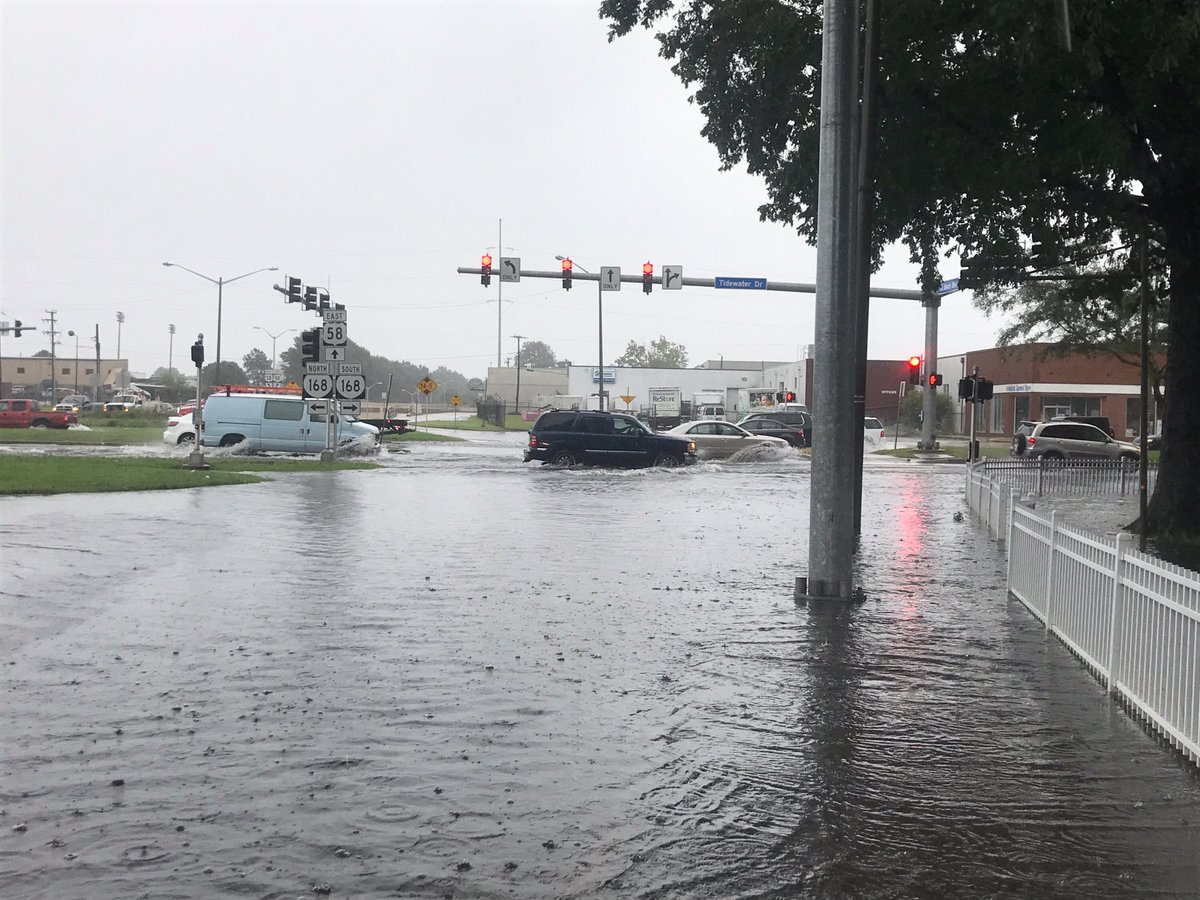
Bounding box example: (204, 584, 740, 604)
(601, 266, 621, 291)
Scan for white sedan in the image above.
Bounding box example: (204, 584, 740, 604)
(162, 413, 196, 446)
(664, 420, 790, 459)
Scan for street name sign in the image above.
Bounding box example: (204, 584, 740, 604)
(500, 257, 521, 282)
(662, 266, 683, 290)
(937, 278, 960, 295)
(601, 267, 621, 291)
(322, 309, 347, 324)
(715, 276, 767, 290)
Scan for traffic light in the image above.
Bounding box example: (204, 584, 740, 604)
(561, 257, 573, 291)
(783, 391, 797, 403)
(976, 378, 994, 401)
(300, 328, 321, 364)
(11, 319, 26, 337)
(318, 292, 331, 312)
(190, 336, 204, 368)
(481, 253, 492, 287)
(907, 355, 922, 385)
(642, 261, 653, 294)
(958, 377, 975, 401)
(285, 276, 302, 303)
(927, 373, 943, 387)
(303, 286, 320, 312)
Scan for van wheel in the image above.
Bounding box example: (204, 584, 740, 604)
(219, 434, 244, 448)
(549, 450, 578, 467)
(653, 453, 681, 468)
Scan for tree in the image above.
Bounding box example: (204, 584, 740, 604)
(516, 340, 556, 368)
(601, 1, 1200, 540)
(202, 360, 247, 388)
(614, 336, 689, 368)
(33, 349, 51, 358)
(149, 367, 193, 403)
(242, 348, 271, 385)
(973, 260, 1169, 412)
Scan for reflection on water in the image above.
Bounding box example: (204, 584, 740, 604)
(2, 444, 1198, 898)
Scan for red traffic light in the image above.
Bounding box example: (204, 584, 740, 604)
(562, 258, 573, 272)
(642, 261, 654, 294)
(784, 391, 796, 403)
(907, 355, 922, 369)
(561, 257, 573, 291)
(927, 373, 943, 387)
(481, 253, 492, 287)
(481, 253, 492, 269)
(643, 261, 653, 276)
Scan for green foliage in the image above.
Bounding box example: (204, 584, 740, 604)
(202, 360, 248, 388)
(149, 367, 194, 403)
(242, 348, 272, 384)
(614, 336, 689, 368)
(518, 340, 557, 367)
(601, 0, 1200, 534)
(898, 389, 956, 432)
(0, 456, 377, 496)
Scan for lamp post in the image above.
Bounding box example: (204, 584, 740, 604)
(397, 388, 417, 415)
(162, 262, 278, 383)
(116, 311, 124, 359)
(253, 325, 297, 370)
(556, 255, 604, 410)
(67, 330, 79, 393)
(168, 323, 176, 373)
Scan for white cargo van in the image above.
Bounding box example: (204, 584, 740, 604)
(200, 391, 379, 453)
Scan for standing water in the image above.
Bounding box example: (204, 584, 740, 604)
(2, 440, 1198, 898)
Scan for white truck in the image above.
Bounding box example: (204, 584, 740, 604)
(691, 390, 726, 421)
(646, 387, 682, 429)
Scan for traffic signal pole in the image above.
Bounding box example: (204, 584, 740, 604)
(920, 294, 940, 450)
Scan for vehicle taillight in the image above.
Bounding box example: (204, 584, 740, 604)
(879, 429, 885, 438)
(1027, 437, 1036, 447)
(168, 418, 179, 427)
(529, 434, 537, 448)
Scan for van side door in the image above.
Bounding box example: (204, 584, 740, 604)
(261, 398, 307, 450)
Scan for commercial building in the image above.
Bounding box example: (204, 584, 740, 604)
(0, 354, 129, 401)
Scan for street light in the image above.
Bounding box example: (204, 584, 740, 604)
(253, 325, 297, 370)
(169, 323, 176, 373)
(67, 330, 79, 393)
(396, 388, 417, 415)
(555, 255, 604, 410)
(162, 262, 278, 383)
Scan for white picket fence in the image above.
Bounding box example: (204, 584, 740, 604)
(967, 462, 1200, 767)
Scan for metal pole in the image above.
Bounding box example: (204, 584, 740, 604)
(893, 381, 904, 450)
(187, 333, 206, 469)
(73, 334, 79, 393)
(169, 324, 175, 373)
(513, 334, 525, 419)
(48, 310, 57, 401)
(496, 219, 503, 369)
(215, 277, 224, 383)
(920, 296, 940, 449)
(804, 0, 858, 601)
(597, 277, 605, 411)
(93, 324, 100, 402)
(969, 367, 979, 463)
(1139, 229, 1150, 550)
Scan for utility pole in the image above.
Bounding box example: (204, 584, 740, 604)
(169, 323, 176, 373)
(804, 0, 859, 601)
(44, 309, 59, 400)
(94, 324, 101, 401)
(512, 333, 526, 417)
(920, 292, 940, 450)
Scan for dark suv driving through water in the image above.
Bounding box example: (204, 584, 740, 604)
(524, 409, 696, 467)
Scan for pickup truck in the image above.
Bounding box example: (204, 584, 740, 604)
(0, 399, 78, 429)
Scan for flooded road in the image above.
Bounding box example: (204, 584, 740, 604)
(3, 434, 1199, 899)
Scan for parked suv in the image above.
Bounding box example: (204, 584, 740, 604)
(1012, 420, 1139, 460)
(524, 410, 696, 467)
(1051, 414, 1115, 438)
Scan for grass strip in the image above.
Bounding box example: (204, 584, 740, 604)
(0, 456, 376, 496)
(1, 426, 167, 444)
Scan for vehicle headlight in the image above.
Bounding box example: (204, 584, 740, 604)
(687, 440, 696, 453)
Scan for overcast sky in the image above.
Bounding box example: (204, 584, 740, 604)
(2, 0, 1005, 381)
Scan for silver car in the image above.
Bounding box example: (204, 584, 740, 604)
(1013, 421, 1139, 460)
(664, 420, 789, 459)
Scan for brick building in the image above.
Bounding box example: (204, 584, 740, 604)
(937, 343, 1163, 440)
